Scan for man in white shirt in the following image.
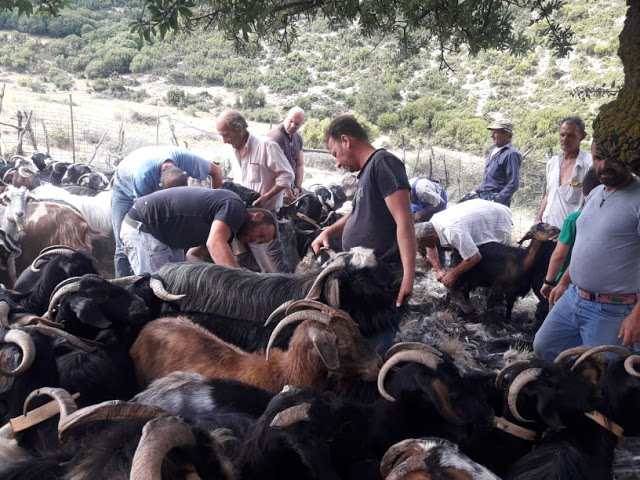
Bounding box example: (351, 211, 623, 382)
(416, 199, 512, 288)
(216, 109, 295, 272)
(534, 116, 592, 228)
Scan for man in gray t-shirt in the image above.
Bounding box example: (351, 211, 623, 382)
(534, 141, 640, 361)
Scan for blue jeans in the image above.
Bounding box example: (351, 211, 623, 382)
(120, 222, 185, 275)
(533, 284, 635, 361)
(111, 184, 135, 278)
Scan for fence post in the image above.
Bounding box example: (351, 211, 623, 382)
(69, 93, 76, 163)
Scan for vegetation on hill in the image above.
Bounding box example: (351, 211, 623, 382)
(0, 0, 628, 206)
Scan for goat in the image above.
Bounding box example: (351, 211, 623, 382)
(76, 171, 111, 191)
(0, 186, 109, 284)
(156, 247, 407, 351)
(31, 183, 113, 233)
(448, 222, 560, 321)
(130, 307, 382, 392)
(380, 437, 500, 480)
(1, 156, 42, 190)
(0, 399, 234, 480)
(60, 163, 92, 185)
(220, 180, 260, 206)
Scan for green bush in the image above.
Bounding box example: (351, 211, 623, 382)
(166, 89, 186, 106)
(377, 112, 400, 131)
(241, 87, 266, 109)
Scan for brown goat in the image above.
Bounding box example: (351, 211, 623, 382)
(129, 311, 382, 393)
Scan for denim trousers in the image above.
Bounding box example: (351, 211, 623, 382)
(533, 284, 635, 361)
(120, 222, 185, 275)
(111, 185, 135, 278)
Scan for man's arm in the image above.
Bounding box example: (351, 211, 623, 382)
(441, 252, 482, 288)
(426, 246, 445, 280)
(540, 241, 570, 299)
(385, 189, 416, 307)
(200, 219, 240, 268)
(619, 302, 640, 346)
(209, 162, 223, 189)
(294, 150, 305, 194)
(534, 191, 549, 223)
(311, 213, 349, 254)
(548, 268, 571, 307)
(494, 151, 521, 204)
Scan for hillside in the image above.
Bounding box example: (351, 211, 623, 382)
(0, 0, 628, 211)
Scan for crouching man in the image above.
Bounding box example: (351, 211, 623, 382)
(416, 199, 512, 311)
(120, 186, 276, 275)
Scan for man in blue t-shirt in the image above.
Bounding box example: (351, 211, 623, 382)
(120, 187, 276, 275)
(111, 146, 223, 277)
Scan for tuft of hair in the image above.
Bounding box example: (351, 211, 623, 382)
(345, 247, 377, 268)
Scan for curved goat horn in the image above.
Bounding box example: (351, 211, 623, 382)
(265, 310, 332, 360)
(495, 360, 531, 389)
(0, 300, 10, 328)
(384, 342, 443, 362)
(149, 277, 185, 302)
(378, 350, 441, 402)
(22, 387, 78, 427)
(130, 416, 197, 480)
(264, 299, 345, 326)
(107, 275, 142, 287)
(624, 355, 640, 377)
(23, 325, 97, 352)
(554, 346, 592, 365)
(30, 246, 79, 272)
(58, 400, 172, 443)
(507, 368, 543, 423)
(570, 345, 632, 372)
(305, 256, 348, 300)
(45, 279, 83, 319)
(0, 329, 36, 376)
(269, 403, 311, 428)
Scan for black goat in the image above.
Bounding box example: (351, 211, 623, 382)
(157, 247, 406, 351)
(449, 222, 560, 321)
(220, 181, 260, 206)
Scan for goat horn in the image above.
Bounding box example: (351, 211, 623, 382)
(58, 400, 172, 443)
(76, 173, 92, 184)
(305, 256, 348, 300)
(30, 247, 79, 272)
(0, 329, 36, 376)
(554, 346, 592, 364)
(507, 368, 543, 423)
(264, 299, 345, 326)
(45, 279, 83, 319)
(22, 387, 78, 427)
(384, 342, 443, 362)
(378, 350, 442, 402)
(149, 277, 186, 302)
(11, 314, 64, 329)
(570, 345, 632, 372)
(495, 360, 532, 389)
(2, 168, 17, 182)
(130, 416, 197, 480)
(23, 325, 97, 352)
(0, 300, 10, 328)
(379, 438, 426, 478)
(624, 355, 640, 377)
(269, 403, 311, 428)
(106, 275, 142, 286)
(265, 310, 333, 360)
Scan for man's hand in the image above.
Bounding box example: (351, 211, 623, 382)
(619, 305, 640, 346)
(548, 284, 568, 307)
(311, 230, 330, 254)
(396, 276, 413, 307)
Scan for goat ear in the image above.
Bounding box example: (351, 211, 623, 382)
(309, 327, 339, 370)
(537, 397, 565, 430)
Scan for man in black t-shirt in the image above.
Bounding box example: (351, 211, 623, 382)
(120, 187, 277, 274)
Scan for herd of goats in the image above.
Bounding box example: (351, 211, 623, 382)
(0, 152, 638, 479)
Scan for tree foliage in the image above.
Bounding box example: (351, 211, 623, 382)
(1, 0, 575, 64)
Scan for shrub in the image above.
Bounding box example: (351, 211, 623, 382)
(377, 112, 400, 131)
(241, 87, 266, 109)
(166, 89, 186, 106)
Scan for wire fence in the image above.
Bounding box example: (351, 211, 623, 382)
(1, 92, 540, 239)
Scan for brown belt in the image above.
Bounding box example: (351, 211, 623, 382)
(576, 286, 637, 305)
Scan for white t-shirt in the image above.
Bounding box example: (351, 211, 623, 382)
(430, 199, 513, 260)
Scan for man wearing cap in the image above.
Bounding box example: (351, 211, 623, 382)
(474, 118, 522, 207)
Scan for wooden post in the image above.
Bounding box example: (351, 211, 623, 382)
(69, 94, 76, 163)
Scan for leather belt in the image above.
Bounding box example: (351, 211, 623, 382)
(123, 215, 151, 234)
(576, 286, 637, 305)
